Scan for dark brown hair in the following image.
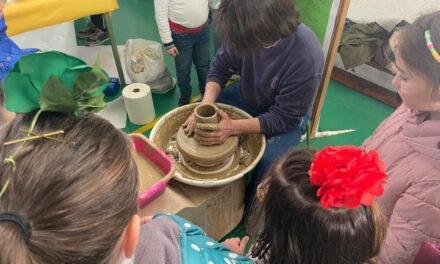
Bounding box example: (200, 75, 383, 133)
(0, 112, 138, 263)
(247, 149, 386, 264)
(399, 11, 440, 86)
(217, 0, 300, 55)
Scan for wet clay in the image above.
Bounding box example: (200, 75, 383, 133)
(176, 127, 238, 167)
(151, 104, 264, 183)
(176, 103, 239, 174)
(194, 103, 219, 124)
(195, 123, 219, 131)
(133, 151, 165, 192)
(167, 134, 251, 180)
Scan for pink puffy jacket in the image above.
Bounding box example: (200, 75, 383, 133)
(363, 105, 440, 264)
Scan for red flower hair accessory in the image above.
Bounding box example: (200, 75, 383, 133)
(308, 146, 387, 209)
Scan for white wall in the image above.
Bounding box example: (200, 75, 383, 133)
(11, 22, 79, 57)
(335, 0, 440, 92)
(348, 0, 440, 31)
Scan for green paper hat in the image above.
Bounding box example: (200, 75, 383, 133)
(2, 51, 109, 115)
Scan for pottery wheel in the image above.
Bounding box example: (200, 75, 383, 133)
(176, 127, 239, 171)
(181, 155, 235, 175)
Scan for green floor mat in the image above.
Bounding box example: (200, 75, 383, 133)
(305, 80, 393, 148)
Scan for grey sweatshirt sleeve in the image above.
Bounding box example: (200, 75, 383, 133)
(134, 216, 181, 264)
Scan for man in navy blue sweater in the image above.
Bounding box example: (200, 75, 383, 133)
(184, 0, 324, 202)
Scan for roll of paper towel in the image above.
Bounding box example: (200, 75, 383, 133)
(122, 83, 156, 125)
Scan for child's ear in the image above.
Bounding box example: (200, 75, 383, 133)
(123, 214, 141, 258)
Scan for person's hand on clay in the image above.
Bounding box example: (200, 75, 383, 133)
(222, 236, 250, 255)
(166, 47, 179, 57)
(182, 113, 196, 136)
(195, 110, 235, 145)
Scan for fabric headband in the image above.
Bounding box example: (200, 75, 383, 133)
(0, 213, 32, 242)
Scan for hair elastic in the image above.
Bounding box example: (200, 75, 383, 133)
(425, 30, 440, 63)
(0, 213, 32, 242)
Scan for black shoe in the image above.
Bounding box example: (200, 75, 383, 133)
(77, 23, 98, 39)
(85, 29, 110, 46)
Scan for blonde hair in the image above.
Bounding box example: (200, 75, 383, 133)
(0, 112, 138, 263)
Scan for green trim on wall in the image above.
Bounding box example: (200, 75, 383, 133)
(296, 0, 334, 44)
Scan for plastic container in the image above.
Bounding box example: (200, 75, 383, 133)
(130, 133, 175, 208)
(103, 77, 120, 97)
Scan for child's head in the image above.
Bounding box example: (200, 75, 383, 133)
(0, 112, 139, 263)
(393, 11, 440, 112)
(217, 0, 299, 55)
(248, 147, 386, 264)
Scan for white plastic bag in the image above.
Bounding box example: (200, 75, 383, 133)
(148, 67, 175, 94)
(124, 39, 175, 93)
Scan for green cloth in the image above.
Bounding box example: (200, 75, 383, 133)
(339, 22, 389, 70)
(2, 51, 108, 114)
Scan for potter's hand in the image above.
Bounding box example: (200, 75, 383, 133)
(166, 47, 179, 57)
(195, 110, 234, 145)
(222, 236, 249, 255)
(183, 113, 196, 136)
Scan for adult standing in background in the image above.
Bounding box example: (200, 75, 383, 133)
(184, 0, 324, 201)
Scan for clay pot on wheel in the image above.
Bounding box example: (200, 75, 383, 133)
(194, 103, 219, 125)
(176, 103, 239, 175)
(193, 103, 221, 145)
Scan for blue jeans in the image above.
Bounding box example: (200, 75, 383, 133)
(217, 83, 309, 208)
(172, 26, 210, 104)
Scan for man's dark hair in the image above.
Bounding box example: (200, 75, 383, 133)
(217, 0, 300, 55)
